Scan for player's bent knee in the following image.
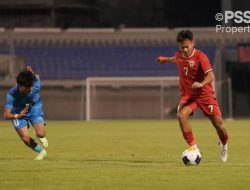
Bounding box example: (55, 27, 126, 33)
(177, 111, 189, 121)
(34, 124, 46, 137)
(35, 132, 46, 138)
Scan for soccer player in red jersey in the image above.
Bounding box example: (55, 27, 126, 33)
(156, 30, 228, 162)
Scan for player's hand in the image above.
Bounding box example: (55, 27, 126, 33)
(27, 66, 34, 74)
(156, 56, 168, 64)
(192, 82, 204, 89)
(19, 106, 29, 118)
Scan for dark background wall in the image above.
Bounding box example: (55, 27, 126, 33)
(0, 0, 221, 28)
(0, 0, 249, 28)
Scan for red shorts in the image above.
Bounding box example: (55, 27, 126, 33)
(178, 95, 221, 117)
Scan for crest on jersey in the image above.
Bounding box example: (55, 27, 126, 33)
(189, 61, 195, 68)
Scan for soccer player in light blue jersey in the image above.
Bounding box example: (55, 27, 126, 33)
(4, 66, 48, 160)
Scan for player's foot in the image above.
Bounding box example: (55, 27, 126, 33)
(35, 150, 47, 160)
(219, 141, 228, 162)
(39, 137, 48, 147)
(190, 145, 202, 154)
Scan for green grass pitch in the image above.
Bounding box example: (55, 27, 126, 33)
(0, 119, 250, 190)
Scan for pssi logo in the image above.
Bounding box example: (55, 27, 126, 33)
(215, 11, 250, 24)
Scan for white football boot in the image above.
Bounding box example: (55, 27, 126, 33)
(219, 141, 228, 162)
(190, 144, 202, 154)
(39, 137, 48, 147)
(35, 150, 47, 161)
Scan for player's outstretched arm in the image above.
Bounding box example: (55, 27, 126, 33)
(26, 65, 41, 95)
(156, 56, 176, 64)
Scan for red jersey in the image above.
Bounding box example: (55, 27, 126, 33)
(175, 49, 214, 98)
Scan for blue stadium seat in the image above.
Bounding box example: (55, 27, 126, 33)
(14, 40, 216, 80)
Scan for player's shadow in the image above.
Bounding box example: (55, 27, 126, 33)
(68, 159, 176, 167)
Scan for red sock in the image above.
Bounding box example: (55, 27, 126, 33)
(219, 133, 228, 145)
(183, 131, 196, 146)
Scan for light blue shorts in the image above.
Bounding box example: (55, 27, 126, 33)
(12, 115, 44, 131)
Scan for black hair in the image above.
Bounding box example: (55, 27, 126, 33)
(176, 30, 194, 43)
(16, 70, 36, 87)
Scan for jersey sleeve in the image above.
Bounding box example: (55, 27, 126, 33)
(31, 77, 41, 94)
(5, 93, 14, 109)
(200, 53, 212, 74)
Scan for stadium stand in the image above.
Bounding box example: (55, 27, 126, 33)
(14, 39, 216, 79)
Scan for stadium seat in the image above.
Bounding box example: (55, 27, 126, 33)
(14, 39, 216, 80)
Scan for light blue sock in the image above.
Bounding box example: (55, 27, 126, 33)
(33, 144, 43, 153)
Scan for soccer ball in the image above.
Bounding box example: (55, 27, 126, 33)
(182, 148, 201, 166)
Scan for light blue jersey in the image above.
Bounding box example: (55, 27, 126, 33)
(5, 77, 45, 130)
